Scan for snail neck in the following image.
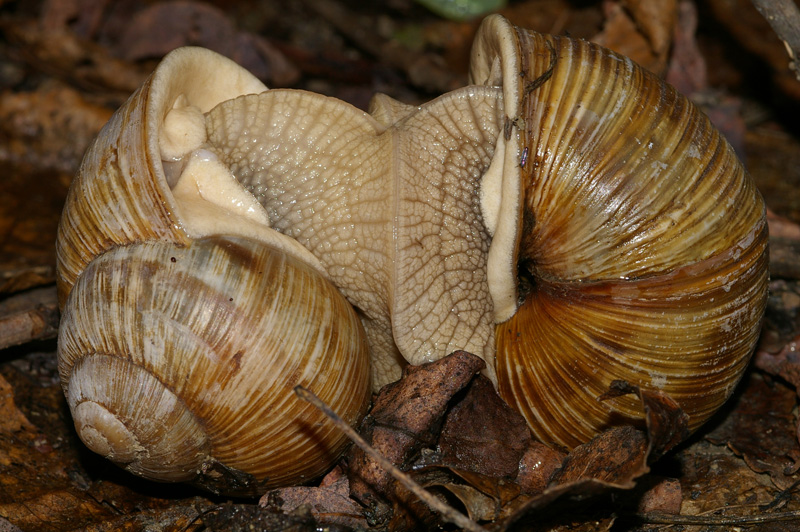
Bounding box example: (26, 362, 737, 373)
(204, 90, 394, 328)
(204, 86, 504, 387)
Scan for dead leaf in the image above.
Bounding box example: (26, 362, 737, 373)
(622, 0, 677, 59)
(0, 81, 112, 173)
(598, 379, 690, 460)
(0, 163, 70, 294)
(706, 371, 800, 490)
(445, 468, 522, 507)
(347, 350, 485, 518)
(593, 0, 675, 74)
(769, 236, 800, 281)
(676, 438, 793, 520)
(5, 20, 149, 95)
(768, 209, 800, 240)
(201, 503, 321, 532)
(515, 442, 566, 495)
(492, 380, 689, 528)
(40, 0, 109, 38)
(437, 375, 532, 479)
(665, 0, 707, 96)
(758, 280, 800, 359)
(115, 1, 239, 61)
(550, 426, 649, 487)
(0, 372, 35, 433)
(495, 477, 622, 531)
(261, 468, 367, 530)
(747, 127, 800, 230)
(113, 1, 300, 86)
(755, 340, 800, 395)
(635, 475, 682, 514)
(501, 0, 604, 41)
(429, 482, 496, 522)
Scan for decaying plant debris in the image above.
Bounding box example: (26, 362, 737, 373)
(2, 0, 800, 530)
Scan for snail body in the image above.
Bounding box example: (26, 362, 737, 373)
(57, 15, 768, 491)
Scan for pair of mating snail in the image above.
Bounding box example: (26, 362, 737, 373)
(56, 15, 768, 495)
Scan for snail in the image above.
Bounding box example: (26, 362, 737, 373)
(470, 16, 767, 447)
(56, 49, 372, 495)
(57, 13, 767, 493)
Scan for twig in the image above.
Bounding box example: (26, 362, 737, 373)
(0, 286, 59, 350)
(751, 0, 800, 81)
(294, 385, 489, 532)
(761, 479, 800, 511)
(639, 509, 800, 525)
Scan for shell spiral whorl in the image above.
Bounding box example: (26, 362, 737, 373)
(59, 236, 371, 492)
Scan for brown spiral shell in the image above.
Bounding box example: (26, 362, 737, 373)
(470, 15, 768, 448)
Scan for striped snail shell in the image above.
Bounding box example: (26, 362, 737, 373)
(470, 15, 768, 448)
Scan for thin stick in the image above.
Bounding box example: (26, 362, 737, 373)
(639, 510, 800, 525)
(294, 386, 489, 532)
(0, 286, 59, 350)
(751, 0, 800, 81)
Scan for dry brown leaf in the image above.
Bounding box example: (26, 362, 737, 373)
(5, 20, 149, 95)
(261, 468, 367, 530)
(676, 438, 794, 521)
(707, 371, 800, 490)
(622, 0, 677, 58)
(665, 0, 707, 96)
(598, 380, 690, 460)
(0, 163, 71, 294)
(113, 1, 300, 86)
(347, 350, 485, 519)
(500, 0, 604, 41)
(40, 0, 109, 38)
(201, 503, 321, 532)
(515, 442, 566, 495)
(431, 482, 496, 522)
(0, 372, 35, 433)
(768, 209, 800, 240)
(0, 82, 111, 173)
(593, 0, 674, 75)
(437, 375, 532, 479)
(635, 476, 682, 515)
(758, 279, 800, 359)
(550, 426, 648, 487)
(747, 128, 800, 226)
